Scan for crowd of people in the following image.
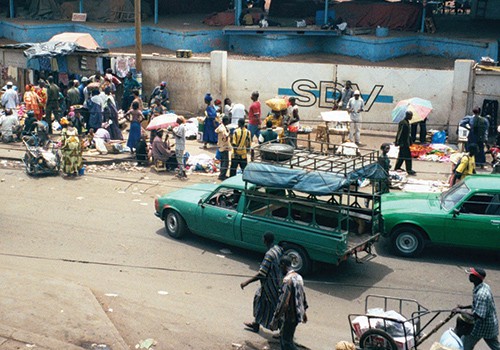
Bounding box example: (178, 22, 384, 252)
(0, 70, 184, 176)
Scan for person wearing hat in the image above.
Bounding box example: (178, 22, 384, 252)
(461, 268, 499, 350)
(346, 89, 364, 146)
(1, 82, 19, 110)
(149, 81, 169, 110)
(439, 314, 475, 350)
(203, 93, 219, 149)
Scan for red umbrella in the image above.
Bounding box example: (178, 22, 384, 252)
(146, 113, 179, 130)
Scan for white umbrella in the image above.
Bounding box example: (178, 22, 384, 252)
(146, 113, 179, 131)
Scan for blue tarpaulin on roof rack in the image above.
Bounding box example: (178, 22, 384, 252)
(243, 162, 387, 196)
(242, 163, 349, 196)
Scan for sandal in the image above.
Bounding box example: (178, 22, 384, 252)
(244, 322, 259, 333)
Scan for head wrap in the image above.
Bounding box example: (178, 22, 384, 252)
(204, 93, 212, 102)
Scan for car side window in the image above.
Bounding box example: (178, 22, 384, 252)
(460, 193, 495, 215)
(485, 194, 500, 216)
(207, 188, 241, 210)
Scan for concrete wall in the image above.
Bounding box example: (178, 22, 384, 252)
(2, 49, 485, 139)
(0, 20, 497, 62)
(0, 21, 225, 53)
(112, 54, 457, 133)
(141, 56, 211, 116)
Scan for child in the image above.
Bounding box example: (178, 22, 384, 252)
(136, 135, 149, 166)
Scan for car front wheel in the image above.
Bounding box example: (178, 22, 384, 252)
(164, 210, 188, 239)
(392, 226, 425, 257)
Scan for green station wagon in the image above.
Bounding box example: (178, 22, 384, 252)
(382, 174, 500, 257)
(154, 163, 381, 275)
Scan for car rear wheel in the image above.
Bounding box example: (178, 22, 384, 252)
(282, 243, 311, 276)
(164, 210, 188, 239)
(392, 226, 425, 257)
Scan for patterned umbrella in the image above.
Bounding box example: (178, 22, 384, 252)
(391, 98, 433, 124)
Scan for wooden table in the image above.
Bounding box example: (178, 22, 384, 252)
(320, 111, 351, 144)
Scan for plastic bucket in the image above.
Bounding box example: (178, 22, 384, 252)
(78, 166, 85, 176)
(375, 27, 389, 37)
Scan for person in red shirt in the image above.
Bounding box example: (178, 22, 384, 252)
(248, 91, 261, 141)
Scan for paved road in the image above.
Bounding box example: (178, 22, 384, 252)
(0, 161, 498, 350)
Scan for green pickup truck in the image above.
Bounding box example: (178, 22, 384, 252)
(155, 162, 382, 275)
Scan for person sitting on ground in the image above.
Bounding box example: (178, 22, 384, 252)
(22, 110, 38, 136)
(0, 108, 21, 143)
(94, 126, 111, 155)
(258, 120, 279, 144)
(241, 9, 254, 25)
(151, 129, 172, 169)
(438, 313, 475, 350)
(136, 135, 149, 166)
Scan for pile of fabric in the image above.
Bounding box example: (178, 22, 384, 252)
(186, 153, 219, 174)
(410, 143, 457, 162)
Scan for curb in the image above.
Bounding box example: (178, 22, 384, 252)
(0, 323, 85, 350)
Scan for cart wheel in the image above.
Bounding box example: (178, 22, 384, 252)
(359, 329, 398, 350)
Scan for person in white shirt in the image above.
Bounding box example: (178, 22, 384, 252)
(1, 82, 19, 109)
(346, 90, 365, 145)
(0, 108, 20, 143)
(230, 103, 246, 126)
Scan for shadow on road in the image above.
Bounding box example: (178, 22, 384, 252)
(155, 228, 395, 301)
(376, 238, 500, 272)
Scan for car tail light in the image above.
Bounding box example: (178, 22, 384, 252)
(154, 198, 159, 212)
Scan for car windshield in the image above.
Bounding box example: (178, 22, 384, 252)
(441, 182, 470, 210)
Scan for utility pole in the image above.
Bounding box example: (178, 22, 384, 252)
(134, 0, 143, 95)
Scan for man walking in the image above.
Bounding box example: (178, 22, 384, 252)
(347, 90, 364, 145)
(248, 91, 261, 141)
(240, 232, 283, 333)
(271, 256, 308, 350)
(394, 111, 416, 175)
(215, 115, 232, 180)
(463, 267, 499, 350)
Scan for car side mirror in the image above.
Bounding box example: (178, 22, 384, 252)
(198, 199, 205, 208)
(453, 208, 460, 217)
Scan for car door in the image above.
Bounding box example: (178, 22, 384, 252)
(449, 192, 500, 249)
(196, 187, 241, 242)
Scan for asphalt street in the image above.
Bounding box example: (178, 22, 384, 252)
(0, 156, 498, 350)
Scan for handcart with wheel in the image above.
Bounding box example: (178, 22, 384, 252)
(348, 295, 461, 350)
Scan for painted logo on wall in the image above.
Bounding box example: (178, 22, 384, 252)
(278, 80, 394, 112)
